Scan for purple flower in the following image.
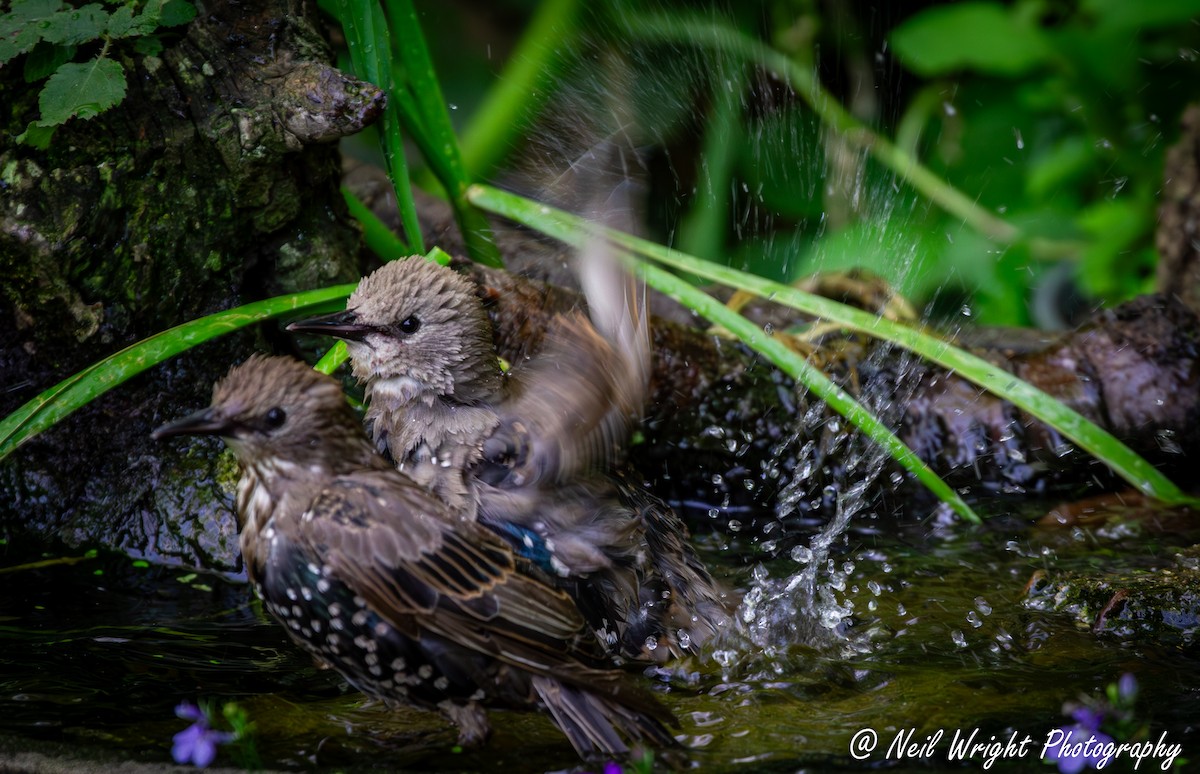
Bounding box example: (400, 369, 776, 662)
(1043, 725, 1115, 774)
(1070, 706, 1105, 731)
(603, 763, 622, 774)
(1117, 673, 1137, 703)
(172, 702, 235, 768)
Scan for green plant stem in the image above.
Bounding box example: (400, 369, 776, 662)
(459, 0, 581, 180)
(625, 14, 1082, 260)
(341, 187, 412, 260)
(384, 0, 502, 267)
(678, 58, 744, 261)
(467, 182, 1197, 507)
(336, 0, 425, 254)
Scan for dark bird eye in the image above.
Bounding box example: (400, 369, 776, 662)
(399, 315, 421, 335)
(264, 407, 287, 428)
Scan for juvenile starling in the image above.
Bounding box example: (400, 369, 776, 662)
(288, 256, 731, 663)
(152, 355, 678, 758)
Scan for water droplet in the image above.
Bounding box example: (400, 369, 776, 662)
(951, 629, 967, 648)
(790, 545, 812, 564)
(644, 635, 658, 651)
(867, 580, 882, 596)
(974, 596, 992, 616)
(966, 611, 982, 628)
(677, 630, 691, 649)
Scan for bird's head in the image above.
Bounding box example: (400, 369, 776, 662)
(152, 355, 371, 469)
(287, 257, 502, 404)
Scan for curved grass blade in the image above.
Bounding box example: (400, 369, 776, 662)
(466, 185, 977, 522)
(342, 187, 412, 260)
(467, 183, 1197, 508)
(625, 14, 1081, 262)
(632, 257, 980, 523)
(0, 286, 355, 463)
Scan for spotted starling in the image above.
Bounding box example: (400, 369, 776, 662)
(152, 355, 678, 758)
(287, 256, 731, 663)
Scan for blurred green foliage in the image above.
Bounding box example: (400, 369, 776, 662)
(409, 0, 1200, 327)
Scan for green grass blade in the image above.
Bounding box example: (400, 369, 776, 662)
(631, 258, 981, 523)
(342, 187, 412, 260)
(466, 185, 976, 521)
(0, 286, 355, 463)
(624, 13, 1082, 262)
(459, 0, 581, 179)
(467, 182, 1196, 507)
(383, 0, 501, 267)
(334, 0, 425, 254)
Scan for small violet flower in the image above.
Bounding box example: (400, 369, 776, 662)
(1117, 673, 1138, 703)
(1044, 706, 1114, 774)
(172, 702, 235, 768)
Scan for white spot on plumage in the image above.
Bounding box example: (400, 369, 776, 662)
(352, 610, 369, 626)
(391, 657, 406, 671)
(317, 579, 330, 594)
(300, 586, 312, 601)
(417, 665, 433, 679)
(434, 677, 449, 690)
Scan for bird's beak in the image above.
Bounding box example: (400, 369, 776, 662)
(287, 310, 375, 342)
(151, 407, 233, 441)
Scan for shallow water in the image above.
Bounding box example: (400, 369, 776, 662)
(0, 496, 1196, 772)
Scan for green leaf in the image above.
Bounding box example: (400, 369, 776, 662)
(890, 2, 1052, 76)
(131, 0, 193, 33)
(22, 40, 75, 82)
(37, 56, 127, 126)
(1082, 0, 1200, 30)
(15, 122, 56, 148)
(132, 33, 162, 55)
(106, 4, 137, 37)
(40, 3, 109, 46)
(0, 0, 64, 63)
(157, 0, 196, 28)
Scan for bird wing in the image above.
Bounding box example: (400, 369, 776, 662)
(289, 471, 643, 688)
(479, 311, 644, 489)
